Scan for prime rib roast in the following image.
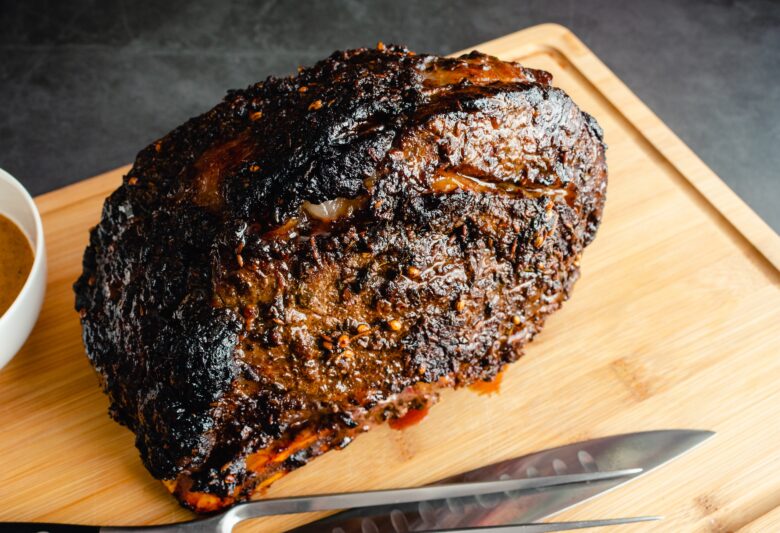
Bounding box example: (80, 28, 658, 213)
(74, 44, 607, 512)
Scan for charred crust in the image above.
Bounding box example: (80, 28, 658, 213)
(74, 45, 607, 511)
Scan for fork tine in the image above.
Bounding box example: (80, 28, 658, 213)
(418, 516, 662, 533)
(224, 468, 644, 524)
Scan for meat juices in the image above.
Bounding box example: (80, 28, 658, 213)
(74, 45, 607, 512)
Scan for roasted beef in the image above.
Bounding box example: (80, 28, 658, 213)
(74, 45, 607, 512)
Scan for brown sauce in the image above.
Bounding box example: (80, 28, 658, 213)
(0, 214, 34, 317)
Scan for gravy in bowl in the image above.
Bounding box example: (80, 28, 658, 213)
(0, 213, 34, 318)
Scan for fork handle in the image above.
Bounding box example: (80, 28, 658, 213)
(0, 524, 99, 533)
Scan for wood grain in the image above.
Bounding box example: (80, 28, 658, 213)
(1, 24, 778, 532)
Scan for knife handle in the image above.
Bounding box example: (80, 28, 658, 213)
(0, 524, 99, 533)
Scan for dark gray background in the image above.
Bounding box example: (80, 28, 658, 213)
(1, 0, 778, 230)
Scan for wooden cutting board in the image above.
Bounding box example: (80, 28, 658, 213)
(1, 24, 779, 532)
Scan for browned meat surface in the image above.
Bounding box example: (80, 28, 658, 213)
(74, 45, 607, 512)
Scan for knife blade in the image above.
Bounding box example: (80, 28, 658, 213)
(288, 429, 713, 532)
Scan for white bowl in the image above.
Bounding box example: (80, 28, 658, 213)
(0, 168, 46, 371)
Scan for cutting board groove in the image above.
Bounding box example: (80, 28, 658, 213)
(1, 24, 778, 532)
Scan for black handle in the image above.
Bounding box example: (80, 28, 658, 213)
(0, 524, 100, 533)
